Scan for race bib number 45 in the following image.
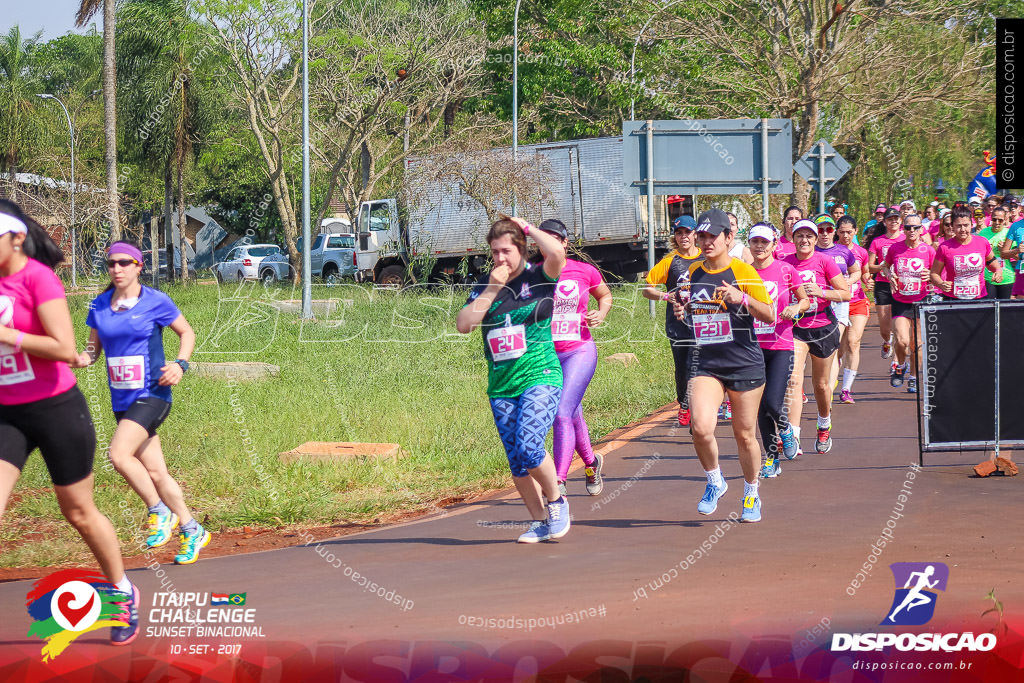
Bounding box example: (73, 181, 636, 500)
(486, 325, 527, 362)
(107, 355, 146, 390)
(693, 313, 733, 345)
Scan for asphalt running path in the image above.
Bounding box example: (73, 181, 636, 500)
(1, 322, 1022, 674)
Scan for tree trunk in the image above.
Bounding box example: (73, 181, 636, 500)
(176, 153, 189, 282)
(103, 0, 120, 241)
(149, 215, 160, 289)
(793, 100, 820, 212)
(164, 159, 175, 283)
(360, 141, 371, 193)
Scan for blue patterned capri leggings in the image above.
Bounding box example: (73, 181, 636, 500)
(489, 384, 562, 477)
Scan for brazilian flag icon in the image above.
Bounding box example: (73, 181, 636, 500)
(228, 593, 246, 606)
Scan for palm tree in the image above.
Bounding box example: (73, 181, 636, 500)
(75, 0, 120, 241)
(118, 0, 216, 282)
(0, 26, 44, 197)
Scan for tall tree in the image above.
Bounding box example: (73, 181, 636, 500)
(76, 0, 121, 240)
(119, 0, 218, 282)
(655, 0, 992, 209)
(197, 0, 306, 275)
(0, 26, 44, 194)
(310, 0, 491, 228)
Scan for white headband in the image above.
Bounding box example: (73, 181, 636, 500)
(0, 214, 28, 237)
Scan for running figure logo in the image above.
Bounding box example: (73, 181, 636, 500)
(883, 562, 950, 626)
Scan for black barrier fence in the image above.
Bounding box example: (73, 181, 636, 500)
(917, 300, 1024, 462)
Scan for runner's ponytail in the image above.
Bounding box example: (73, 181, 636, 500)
(0, 200, 64, 270)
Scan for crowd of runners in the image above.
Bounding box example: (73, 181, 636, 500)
(0, 188, 1020, 647)
(458, 192, 1020, 541)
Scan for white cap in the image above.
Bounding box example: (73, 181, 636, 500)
(929, 201, 939, 207)
(899, 199, 916, 209)
(792, 218, 818, 236)
(748, 224, 777, 242)
(0, 214, 28, 237)
(968, 196, 982, 205)
(939, 208, 951, 218)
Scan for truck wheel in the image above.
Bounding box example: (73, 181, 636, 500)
(323, 265, 339, 285)
(215, 270, 223, 284)
(378, 265, 405, 287)
(236, 270, 245, 282)
(260, 269, 275, 286)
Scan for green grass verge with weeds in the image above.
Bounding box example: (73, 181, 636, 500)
(2, 279, 675, 567)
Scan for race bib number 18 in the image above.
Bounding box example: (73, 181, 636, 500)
(107, 355, 146, 390)
(550, 313, 582, 342)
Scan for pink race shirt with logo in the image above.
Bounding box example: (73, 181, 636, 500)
(937, 236, 993, 300)
(773, 235, 796, 260)
(847, 244, 868, 302)
(784, 252, 842, 329)
(884, 242, 935, 303)
(0, 258, 76, 405)
(552, 259, 603, 353)
(869, 234, 903, 282)
(754, 260, 801, 351)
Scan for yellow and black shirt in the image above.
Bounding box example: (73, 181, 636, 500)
(646, 250, 703, 340)
(686, 258, 772, 380)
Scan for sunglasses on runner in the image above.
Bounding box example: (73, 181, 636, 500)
(820, 226, 835, 233)
(903, 224, 923, 231)
(107, 258, 139, 268)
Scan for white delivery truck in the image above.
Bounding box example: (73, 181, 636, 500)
(350, 136, 674, 285)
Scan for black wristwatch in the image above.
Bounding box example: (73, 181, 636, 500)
(174, 359, 190, 373)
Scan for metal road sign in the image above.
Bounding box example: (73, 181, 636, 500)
(794, 139, 850, 194)
(622, 119, 794, 196)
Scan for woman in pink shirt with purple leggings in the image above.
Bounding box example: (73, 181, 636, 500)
(536, 220, 613, 497)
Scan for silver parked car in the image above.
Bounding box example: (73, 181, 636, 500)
(213, 244, 282, 282)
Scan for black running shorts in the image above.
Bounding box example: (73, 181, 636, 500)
(693, 370, 766, 393)
(891, 300, 918, 320)
(873, 280, 894, 306)
(794, 323, 841, 359)
(114, 397, 171, 438)
(0, 386, 96, 487)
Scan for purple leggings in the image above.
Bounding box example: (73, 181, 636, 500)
(553, 342, 598, 481)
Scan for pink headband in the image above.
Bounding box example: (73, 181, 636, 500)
(107, 242, 144, 264)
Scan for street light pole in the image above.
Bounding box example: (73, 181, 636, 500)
(512, 0, 523, 217)
(37, 94, 75, 288)
(629, 0, 685, 122)
(301, 0, 312, 319)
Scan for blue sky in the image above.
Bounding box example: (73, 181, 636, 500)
(1, 1, 93, 41)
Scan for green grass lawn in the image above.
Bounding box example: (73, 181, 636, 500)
(2, 279, 677, 567)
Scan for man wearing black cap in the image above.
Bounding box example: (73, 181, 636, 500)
(673, 208, 775, 523)
(644, 215, 703, 426)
